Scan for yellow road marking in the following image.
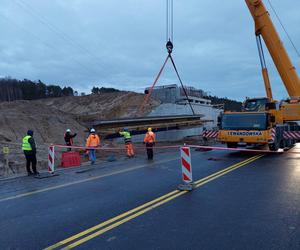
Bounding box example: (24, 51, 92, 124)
(0, 157, 179, 203)
(45, 154, 264, 250)
(61, 192, 188, 250)
(44, 190, 180, 250)
(195, 154, 264, 188)
(193, 154, 262, 186)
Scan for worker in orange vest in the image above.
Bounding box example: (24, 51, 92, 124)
(143, 127, 156, 160)
(86, 128, 100, 165)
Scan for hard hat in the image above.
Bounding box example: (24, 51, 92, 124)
(148, 127, 152, 132)
(123, 127, 128, 132)
(90, 128, 95, 133)
(66, 129, 71, 132)
(27, 130, 34, 136)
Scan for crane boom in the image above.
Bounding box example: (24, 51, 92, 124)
(246, 0, 300, 98)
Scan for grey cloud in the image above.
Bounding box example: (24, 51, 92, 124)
(0, 0, 299, 100)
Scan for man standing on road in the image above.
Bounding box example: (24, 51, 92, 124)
(119, 128, 134, 158)
(64, 129, 77, 151)
(22, 130, 39, 176)
(144, 127, 156, 160)
(86, 128, 100, 165)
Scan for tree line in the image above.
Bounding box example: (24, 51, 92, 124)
(91, 86, 120, 94)
(204, 95, 242, 111)
(0, 77, 74, 102)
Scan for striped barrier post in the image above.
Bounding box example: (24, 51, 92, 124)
(178, 146, 195, 191)
(270, 128, 276, 143)
(48, 145, 55, 173)
(202, 130, 219, 138)
(284, 131, 300, 140)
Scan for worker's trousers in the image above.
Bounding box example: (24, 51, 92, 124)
(125, 143, 134, 157)
(24, 152, 37, 174)
(146, 143, 154, 160)
(89, 149, 96, 164)
(66, 142, 72, 151)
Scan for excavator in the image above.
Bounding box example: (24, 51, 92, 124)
(218, 0, 300, 151)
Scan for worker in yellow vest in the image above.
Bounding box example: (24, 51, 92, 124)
(22, 130, 39, 176)
(119, 128, 135, 158)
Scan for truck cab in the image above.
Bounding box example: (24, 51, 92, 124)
(242, 97, 275, 112)
(218, 110, 273, 148)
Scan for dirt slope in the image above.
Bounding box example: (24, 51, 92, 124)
(0, 91, 159, 145)
(0, 91, 159, 175)
(0, 100, 87, 144)
(39, 91, 160, 122)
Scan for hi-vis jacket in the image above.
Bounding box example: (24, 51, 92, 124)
(86, 133, 100, 147)
(119, 131, 132, 144)
(22, 135, 36, 153)
(144, 131, 156, 143)
(22, 135, 32, 151)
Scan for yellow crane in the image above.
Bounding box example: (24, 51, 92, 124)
(218, 0, 300, 151)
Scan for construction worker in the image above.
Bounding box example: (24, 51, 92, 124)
(22, 130, 39, 176)
(64, 129, 77, 151)
(86, 128, 100, 165)
(119, 128, 134, 158)
(143, 128, 156, 160)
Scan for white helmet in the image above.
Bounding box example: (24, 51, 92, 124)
(66, 129, 71, 132)
(90, 128, 95, 133)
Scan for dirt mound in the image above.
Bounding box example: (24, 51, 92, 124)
(0, 100, 86, 145)
(0, 91, 159, 176)
(39, 91, 160, 122)
(0, 91, 159, 145)
(0, 100, 86, 177)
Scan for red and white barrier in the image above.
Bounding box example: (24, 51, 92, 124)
(45, 142, 300, 177)
(180, 146, 193, 183)
(178, 146, 195, 191)
(48, 145, 55, 173)
(283, 131, 300, 140)
(270, 128, 276, 142)
(202, 130, 219, 138)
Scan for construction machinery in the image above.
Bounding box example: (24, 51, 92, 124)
(218, 0, 300, 151)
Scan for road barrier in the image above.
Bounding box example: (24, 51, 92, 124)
(270, 128, 276, 142)
(48, 145, 55, 173)
(202, 130, 219, 138)
(46, 144, 180, 173)
(283, 131, 300, 140)
(45, 142, 298, 175)
(178, 146, 195, 191)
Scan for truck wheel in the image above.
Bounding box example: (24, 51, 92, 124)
(269, 142, 279, 151)
(279, 139, 285, 149)
(227, 142, 237, 148)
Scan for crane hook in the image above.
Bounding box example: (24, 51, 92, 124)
(166, 40, 173, 54)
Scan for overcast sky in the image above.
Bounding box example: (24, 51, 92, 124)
(0, 0, 300, 100)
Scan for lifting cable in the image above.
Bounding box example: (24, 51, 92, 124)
(139, 0, 195, 115)
(267, 0, 300, 58)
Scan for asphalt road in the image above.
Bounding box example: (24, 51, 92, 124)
(0, 145, 299, 250)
